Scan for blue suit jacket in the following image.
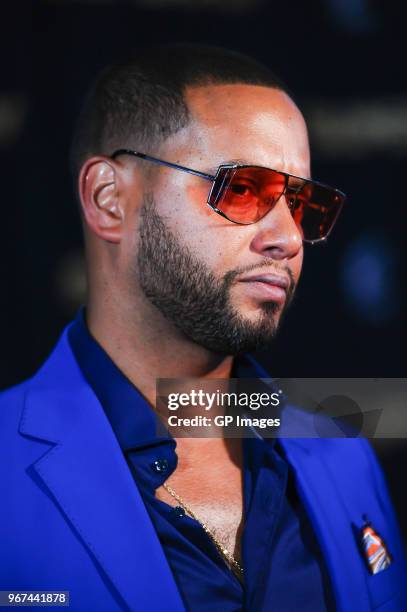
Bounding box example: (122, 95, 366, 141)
(1, 324, 406, 611)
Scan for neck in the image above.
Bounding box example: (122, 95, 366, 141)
(85, 294, 234, 407)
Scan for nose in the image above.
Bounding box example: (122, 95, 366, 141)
(249, 195, 303, 260)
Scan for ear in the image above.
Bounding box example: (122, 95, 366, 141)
(78, 157, 123, 244)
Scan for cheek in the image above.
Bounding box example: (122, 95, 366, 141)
(187, 184, 251, 270)
(154, 180, 241, 270)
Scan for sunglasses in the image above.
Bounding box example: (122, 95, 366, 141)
(111, 149, 346, 244)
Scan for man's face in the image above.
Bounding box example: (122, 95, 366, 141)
(127, 84, 310, 355)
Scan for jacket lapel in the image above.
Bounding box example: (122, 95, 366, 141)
(244, 357, 372, 610)
(279, 432, 371, 612)
(19, 326, 185, 612)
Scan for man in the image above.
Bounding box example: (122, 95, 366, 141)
(0, 44, 405, 611)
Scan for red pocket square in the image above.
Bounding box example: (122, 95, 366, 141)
(360, 519, 392, 575)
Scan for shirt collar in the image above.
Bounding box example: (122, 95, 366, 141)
(68, 305, 276, 452)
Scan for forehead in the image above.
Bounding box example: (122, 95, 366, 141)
(164, 83, 310, 178)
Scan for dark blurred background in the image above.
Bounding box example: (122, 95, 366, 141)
(1, 0, 406, 540)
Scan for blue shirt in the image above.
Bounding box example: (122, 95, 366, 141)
(68, 307, 335, 611)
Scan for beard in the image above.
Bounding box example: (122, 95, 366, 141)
(137, 193, 295, 356)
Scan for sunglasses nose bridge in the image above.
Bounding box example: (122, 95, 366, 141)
(284, 178, 305, 207)
(246, 171, 288, 220)
(257, 173, 295, 220)
(256, 188, 305, 244)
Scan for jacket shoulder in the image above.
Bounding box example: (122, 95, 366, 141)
(0, 379, 30, 424)
(0, 324, 74, 432)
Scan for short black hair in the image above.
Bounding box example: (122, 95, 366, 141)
(70, 43, 289, 181)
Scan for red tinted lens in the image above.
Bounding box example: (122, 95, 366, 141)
(288, 181, 345, 242)
(209, 166, 287, 224)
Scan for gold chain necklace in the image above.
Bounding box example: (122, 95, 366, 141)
(162, 482, 244, 579)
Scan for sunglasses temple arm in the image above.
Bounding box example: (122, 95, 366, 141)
(111, 149, 214, 182)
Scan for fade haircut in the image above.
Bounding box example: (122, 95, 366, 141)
(70, 43, 289, 183)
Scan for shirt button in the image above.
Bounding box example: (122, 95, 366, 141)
(152, 458, 169, 473)
(172, 506, 186, 518)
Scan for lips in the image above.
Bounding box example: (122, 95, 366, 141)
(238, 273, 289, 289)
(238, 273, 289, 304)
